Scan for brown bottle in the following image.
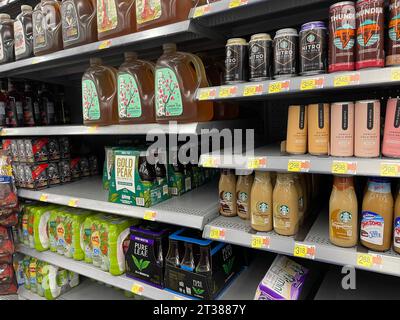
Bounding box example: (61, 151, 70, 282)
(135, 0, 195, 32)
(14, 5, 33, 60)
(39, 83, 56, 126)
(23, 82, 37, 127)
(6, 80, 24, 128)
(82, 57, 118, 126)
(33, 0, 63, 56)
(118, 52, 155, 124)
(155, 43, 213, 123)
(0, 80, 7, 127)
(0, 14, 14, 64)
(97, 0, 136, 41)
(61, 0, 97, 49)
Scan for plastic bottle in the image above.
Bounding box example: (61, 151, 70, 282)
(14, 5, 33, 60)
(0, 13, 14, 64)
(117, 52, 155, 124)
(250, 171, 273, 232)
(0, 80, 7, 127)
(6, 79, 24, 127)
(180, 242, 195, 272)
(394, 189, 400, 254)
(165, 239, 180, 268)
(236, 172, 254, 220)
(39, 83, 56, 126)
(23, 82, 37, 126)
(82, 57, 118, 126)
(196, 246, 211, 276)
(219, 169, 237, 217)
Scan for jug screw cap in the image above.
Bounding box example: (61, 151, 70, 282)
(21, 5, 33, 12)
(163, 43, 177, 52)
(90, 57, 103, 65)
(0, 14, 11, 21)
(124, 52, 138, 60)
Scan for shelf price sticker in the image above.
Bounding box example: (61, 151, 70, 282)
(131, 283, 144, 295)
(87, 126, 99, 134)
(334, 73, 360, 87)
(294, 243, 316, 260)
(68, 198, 79, 208)
(357, 253, 383, 269)
(229, 0, 248, 8)
(391, 68, 400, 81)
(144, 210, 157, 222)
(98, 40, 112, 50)
(300, 77, 325, 91)
(39, 194, 49, 202)
(209, 227, 226, 241)
(198, 88, 217, 101)
(202, 156, 220, 168)
(247, 157, 267, 169)
(268, 80, 290, 94)
(380, 163, 400, 177)
(332, 161, 357, 175)
(251, 236, 270, 249)
(193, 4, 211, 18)
(288, 160, 311, 173)
(0, 128, 7, 136)
(243, 84, 264, 97)
(219, 86, 238, 98)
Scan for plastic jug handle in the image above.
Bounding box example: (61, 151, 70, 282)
(186, 53, 210, 89)
(143, 60, 156, 78)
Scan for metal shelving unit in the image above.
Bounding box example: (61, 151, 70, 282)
(18, 177, 219, 230)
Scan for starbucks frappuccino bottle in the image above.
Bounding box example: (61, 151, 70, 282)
(250, 172, 273, 232)
(394, 190, 400, 254)
(273, 173, 299, 236)
(293, 174, 305, 225)
(219, 169, 237, 217)
(329, 176, 358, 248)
(236, 172, 254, 220)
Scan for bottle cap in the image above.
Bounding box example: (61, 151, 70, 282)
(163, 43, 177, 52)
(21, 5, 33, 12)
(90, 57, 102, 65)
(0, 14, 11, 21)
(124, 52, 138, 60)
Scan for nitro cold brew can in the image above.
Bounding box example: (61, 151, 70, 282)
(249, 33, 272, 81)
(225, 38, 248, 84)
(273, 28, 298, 79)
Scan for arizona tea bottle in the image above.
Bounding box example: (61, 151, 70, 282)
(355, 0, 385, 69)
(387, 0, 400, 66)
(329, 1, 356, 73)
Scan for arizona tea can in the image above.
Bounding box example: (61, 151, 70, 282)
(249, 33, 273, 81)
(387, 0, 400, 66)
(273, 28, 298, 79)
(300, 21, 328, 75)
(355, 0, 385, 70)
(329, 1, 356, 73)
(225, 38, 248, 84)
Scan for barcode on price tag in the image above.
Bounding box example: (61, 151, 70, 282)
(209, 227, 225, 240)
(294, 243, 316, 260)
(251, 236, 270, 249)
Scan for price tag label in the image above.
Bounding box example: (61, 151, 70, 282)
(251, 236, 270, 249)
(87, 126, 98, 134)
(144, 210, 157, 221)
(219, 86, 238, 98)
(300, 77, 324, 91)
(39, 194, 49, 202)
(202, 156, 219, 168)
(0, 129, 7, 136)
(247, 157, 267, 169)
(209, 227, 225, 240)
(31, 58, 42, 65)
(229, 0, 248, 8)
(332, 161, 357, 175)
(391, 68, 400, 81)
(98, 40, 112, 50)
(68, 198, 79, 208)
(243, 84, 264, 97)
(193, 4, 211, 18)
(334, 73, 360, 87)
(131, 283, 144, 295)
(173, 296, 184, 300)
(357, 253, 383, 268)
(294, 243, 316, 260)
(198, 88, 217, 101)
(288, 160, 311, 173)
(268, 80, 290, 94)
(380, 163, 400, 177)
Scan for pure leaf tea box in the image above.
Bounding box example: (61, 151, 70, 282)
(164, 229, 243, 300)
(109, 148, 170, 208)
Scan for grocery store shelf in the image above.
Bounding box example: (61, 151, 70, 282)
(0, 294, 18, 300)
(203, 211, 400, 277)
(0, 119, 251, 137)
(199, 144, 400, 178)
(196, 67, 400, 101)
(18, 176, 218, 230)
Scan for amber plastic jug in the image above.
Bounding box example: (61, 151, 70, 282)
(136, 0, 196, 32)
(82, 57, 118, 126)
(155, 43, 213, 123)
(0, 14, 14, 64)
(14, 5, 33, 61)
(97, 0, 136, 40)
(33, 0, 63, 56)
(117, 52, 155, 124)
(61, 0, 97, 49)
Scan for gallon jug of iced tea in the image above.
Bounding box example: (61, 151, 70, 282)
(61, 0, 97, 49)
(0, 14, 14, 65)
(155, 43, 213, 123)
(97, 0, 136, 41)
(14, 5, 33, 61)
(135, 0, 196, 32)
(33, 0, 63, 56)
(117, 52, 155, 124)
(82, 57, 118, 126)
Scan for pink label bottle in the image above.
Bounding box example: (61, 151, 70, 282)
(330, 102, 355, 157)
(354, 100, 381, 158)
(383, 98, 400, 158)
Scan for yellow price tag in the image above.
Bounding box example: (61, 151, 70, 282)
(144, 210, 157, 221)
(0, 129, 7, 136)
(219, 86, 237, 98)
(131, 283, 144, 295)
(68, 198, 79, 208)
(268, 80, 290, 94)
(39, 194, 49, 202)
(332, 161, 357, 175)
(294, 243, 316, 259)
(193, 4, 211, 18)
(334, 73, 360, 87)
(209, 227, 225, 240)
(173, 296, 184, 300)
(202, 156, 218, 168)
(357, 253, 373, 268)
(243, 84, 263, 97)
(251, 236, 270, 249)
(87, 126, 98, 134)
(31, 58, 42, 65)
(247, 157, 267, 169)
(380, 163, 399, 177)
(391, 68, 400, 81)
(198, 88, 216, 101)
(229, 0, 248, 8)
(288, 160, 310, 173)
(98, 40, 112, 50)
(300, 77, 324, 91)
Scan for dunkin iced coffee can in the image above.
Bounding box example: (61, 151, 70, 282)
(329, 1, 356, 73)
(355, 0, 385, 70)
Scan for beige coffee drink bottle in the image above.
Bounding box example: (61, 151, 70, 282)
(394, 190, 400, 254)
(251, 171, 273, 232)
(330, 102, 355, 157)
(236, 172, 254, 220)
(308, 103, 330, 155)
(286, 105, 308, 155)
(329, 176, 358, 248)
(293, 174, 305, 225)
(273, 173, 299, 236)
(299, 174, 308, 217)
(219, 169, 237, 217)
